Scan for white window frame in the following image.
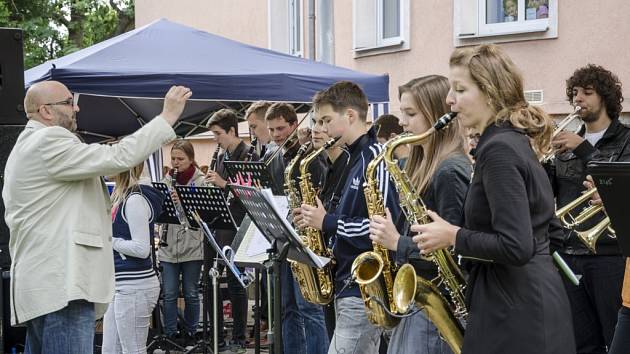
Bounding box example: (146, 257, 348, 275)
(479, 0, 549, 36)
(267, 0, 304, 57)
(288, 0, 304, 57)
(377, 0, 403, 47)
(353, 0, 410, 55)
(454, 0, 557, 47)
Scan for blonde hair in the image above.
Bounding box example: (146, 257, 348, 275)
(399, 75, 467, 195)
(449, 44, 553, 157)
(111, 163, 145, 207)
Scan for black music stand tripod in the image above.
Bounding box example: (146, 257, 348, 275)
(229, 185, 331, 354)
(147, 182, 190, 353)
(173, 185, 245, 354)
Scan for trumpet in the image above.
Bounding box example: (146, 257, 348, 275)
(540, 106, 582, 163)
(556, 188, 616, 253)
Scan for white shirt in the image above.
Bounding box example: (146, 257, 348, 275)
(584, 129, 606, 147)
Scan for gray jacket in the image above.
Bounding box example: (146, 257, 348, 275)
(158, 168, 207, 263)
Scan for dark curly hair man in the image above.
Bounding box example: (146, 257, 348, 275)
(547, 64, 630, 353)
(566, 64, 624, 120)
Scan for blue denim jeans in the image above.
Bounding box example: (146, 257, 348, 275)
(328, 296, 382, 354)
(25, 300, 95, 354)
(388, 309, 453, 354)
(281, 262, 329, 354)
(161, 260, 202, 336)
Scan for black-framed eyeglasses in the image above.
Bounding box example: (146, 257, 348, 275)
(35, 98, 75, 113)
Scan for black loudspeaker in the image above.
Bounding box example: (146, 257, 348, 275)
(0, 27, 26, 125)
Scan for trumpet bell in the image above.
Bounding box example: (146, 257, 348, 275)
(575, 216, 612, 254)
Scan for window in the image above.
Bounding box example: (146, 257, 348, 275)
(454, 0, 557, 45)
(353, 0, 409, 54)
(268, 0, 303, 57)
(289, 0, 303, 57)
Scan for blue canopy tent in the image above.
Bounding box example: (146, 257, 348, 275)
(24, 18, 390, 144)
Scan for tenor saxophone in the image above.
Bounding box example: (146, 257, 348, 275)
(284, 142, 312, 211)
(351, 146, 400, 329)
(385, 112, 466, 353)
(290, 137, 339, 305)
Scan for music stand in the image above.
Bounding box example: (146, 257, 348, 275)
(232, 216, 270, 354)
(146, 182, 191, 353)
(223, 161, 273, 190)
(229, 185, 330, 354)
(175, 186, 236, 230)
(152, 182, 188, 226)
(173, 186, 241, 354)
(189, 211, 252, 354)
(588, 161, 630, 257)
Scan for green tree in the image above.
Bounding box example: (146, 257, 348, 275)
(0, 0, 134, 69)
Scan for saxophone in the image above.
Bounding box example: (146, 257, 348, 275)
(385, 112, 466, 353)
(290, 138, 339, 305)
(284, 142, 312, 211)
(351, 146, 400, 329)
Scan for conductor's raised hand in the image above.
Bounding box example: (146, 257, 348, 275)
(161, 86, 193, 126)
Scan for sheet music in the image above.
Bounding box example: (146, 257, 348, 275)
(260, 189, 330, 268)
(246, 226, 271, 257)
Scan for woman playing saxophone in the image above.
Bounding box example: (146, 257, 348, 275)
(368, 75, 471, 354)
(411, 44, 575, 354)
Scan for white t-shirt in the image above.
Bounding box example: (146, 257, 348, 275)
(584, 129, 606, 147)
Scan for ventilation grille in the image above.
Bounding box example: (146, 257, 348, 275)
(524, 90, 544, 104)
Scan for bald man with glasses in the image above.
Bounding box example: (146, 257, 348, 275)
(3, 80, 192, 354)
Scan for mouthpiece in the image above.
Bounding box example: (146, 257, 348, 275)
(434, 112, 458, 131)
(324, 136, 341, 149)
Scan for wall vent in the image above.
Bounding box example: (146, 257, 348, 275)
(524, 90, 544, 104)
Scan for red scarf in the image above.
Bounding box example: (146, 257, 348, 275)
(169, 165, 196, 185)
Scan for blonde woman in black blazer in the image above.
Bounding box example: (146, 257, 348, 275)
(414, 44, 575, 354)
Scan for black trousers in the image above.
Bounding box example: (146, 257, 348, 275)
(561, 254, 625, 353)
(207, 261, 249, 343)
(207, 229, 249, 344)
(609, 306, 630, 354)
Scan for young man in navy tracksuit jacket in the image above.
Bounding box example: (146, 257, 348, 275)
(298, 81, 401, 354)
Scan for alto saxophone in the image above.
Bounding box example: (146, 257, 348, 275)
(351, 146, 400, 329)
(290, 138, 339, 305)
(385, 112, 466, 353)
(284, 142, 312, 211)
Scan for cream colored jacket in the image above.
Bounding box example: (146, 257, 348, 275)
(2, 117, 175, 325)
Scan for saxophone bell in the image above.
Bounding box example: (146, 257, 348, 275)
(393, 264, 465, 354)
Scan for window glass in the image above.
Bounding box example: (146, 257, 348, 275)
(383, 0, 401, 38)
(486, 0, 518, 24)
(526, 0, 548, 20)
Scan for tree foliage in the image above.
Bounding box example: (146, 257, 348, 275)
(0, 0, 134, 69)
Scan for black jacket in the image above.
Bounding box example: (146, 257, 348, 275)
(321, 127, 401, 298)
(455, 123, 575, 354)
(546, 118, 630, 255)
(395, 152, 471, 281)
